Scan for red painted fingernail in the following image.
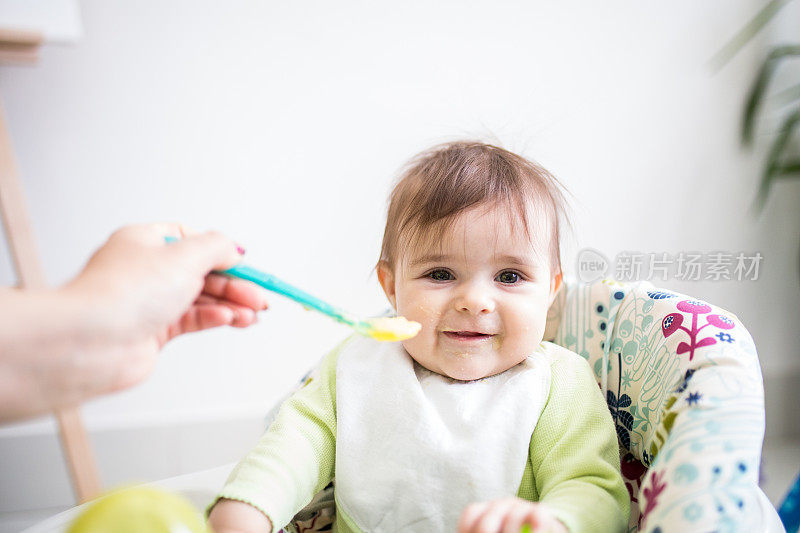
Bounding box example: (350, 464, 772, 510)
(236, 245, 246, 255)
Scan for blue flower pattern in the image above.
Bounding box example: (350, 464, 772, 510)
(687, 391, 702, 406)
(716, 332, 734, 343)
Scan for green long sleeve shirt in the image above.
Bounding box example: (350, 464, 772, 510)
(213, 340, 629, 532)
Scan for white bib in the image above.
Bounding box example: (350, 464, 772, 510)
(335, 336, 551, 532)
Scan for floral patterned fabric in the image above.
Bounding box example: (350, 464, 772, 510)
(545, 279, 774, 532)
(277, 278, 776, 532)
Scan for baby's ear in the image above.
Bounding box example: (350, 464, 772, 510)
(548, 272, 563, 305)
(377, 261, 397, 310)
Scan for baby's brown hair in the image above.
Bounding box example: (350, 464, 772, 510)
(378, 141, 571, 278)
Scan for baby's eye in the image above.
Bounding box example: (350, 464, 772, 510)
(427, 269, 454, 281)
(496, 270, 520, 284)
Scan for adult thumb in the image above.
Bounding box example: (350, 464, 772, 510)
(171, 230, 242, 274)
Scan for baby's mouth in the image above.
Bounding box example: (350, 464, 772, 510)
(442, 331, 495, 341)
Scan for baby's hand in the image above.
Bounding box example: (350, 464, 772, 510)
(458, 497, 568, 533)
(207, 498, 273, 533)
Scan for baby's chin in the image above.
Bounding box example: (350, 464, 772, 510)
(412, 355, 520, 382)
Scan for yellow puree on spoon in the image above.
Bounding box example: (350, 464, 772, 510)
(361, 316, 422, 341)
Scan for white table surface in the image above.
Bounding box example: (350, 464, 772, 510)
(21, 463, 235, 533)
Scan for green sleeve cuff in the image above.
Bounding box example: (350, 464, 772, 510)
(208, 337, 348, 529)
(530, 344, 630, 532)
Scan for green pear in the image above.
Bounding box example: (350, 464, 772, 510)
(68, 486, 210, 533)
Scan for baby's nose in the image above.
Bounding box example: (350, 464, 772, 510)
(454, 284, 495, 315)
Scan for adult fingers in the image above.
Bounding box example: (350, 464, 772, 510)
(178, 304, 235, 335)
(195, 295, 258, 328)
(202, 274, 269, 311)
(159, 305, 238, 347)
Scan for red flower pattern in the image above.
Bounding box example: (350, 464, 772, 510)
(660, 300, 737, 360)
(640, 469, 668, 528)
(707, 314, 735, 330)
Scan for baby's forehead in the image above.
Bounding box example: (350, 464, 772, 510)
(398, 202, 553, 266)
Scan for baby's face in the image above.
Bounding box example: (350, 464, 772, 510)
(378, 204, 560, 381)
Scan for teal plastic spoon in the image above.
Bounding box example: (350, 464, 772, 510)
(164, 236, 420, 341)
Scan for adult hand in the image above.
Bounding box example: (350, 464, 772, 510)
(69, 223, 268, 345)
(0, 223, 269, 422)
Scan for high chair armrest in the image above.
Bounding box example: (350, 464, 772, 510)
(550, 279, 779, 532)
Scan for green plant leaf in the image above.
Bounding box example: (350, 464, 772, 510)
(778, 159, 800, 176)
(710, 0, 793, 70)
(742, 45, 800, 146)
(752, 107, 800, 214)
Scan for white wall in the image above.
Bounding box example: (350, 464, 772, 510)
(1, 0, 799, 522)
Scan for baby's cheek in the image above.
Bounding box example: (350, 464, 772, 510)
(510, 302, 548, 342)
(399, 296, 438, 326)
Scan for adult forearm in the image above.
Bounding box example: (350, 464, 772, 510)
(0, 286, 137, 422)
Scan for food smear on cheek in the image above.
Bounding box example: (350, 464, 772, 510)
(416, 297, 435, 317)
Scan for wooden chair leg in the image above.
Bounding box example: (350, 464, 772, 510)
(55, 409, 102, 502)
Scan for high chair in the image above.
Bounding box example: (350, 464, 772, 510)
(544, 279, 782, 532)
(276, 279, 784, 532)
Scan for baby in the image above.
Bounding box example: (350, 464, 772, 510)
(208, 142, 629, 533)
